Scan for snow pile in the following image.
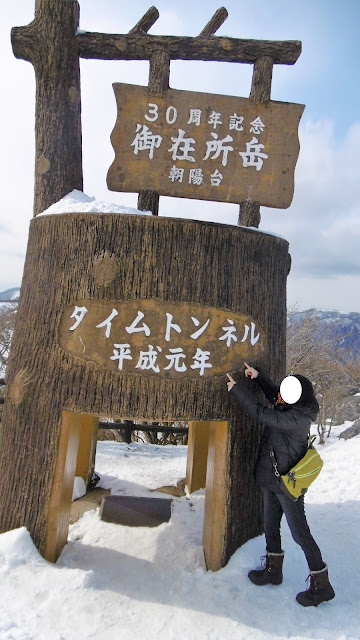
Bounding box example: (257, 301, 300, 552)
(36, 190, 284, 239)
(38, 189, 152, 216)
(72, 476, 87, 501)
(0, 426, 359, 639)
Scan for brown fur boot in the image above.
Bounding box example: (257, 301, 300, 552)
(248, 551, 284, 586)
(296, 564, 335, 607)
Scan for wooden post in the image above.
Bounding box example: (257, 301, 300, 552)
(238, 55, 274, 228)
(137, 49, 170, 215)
(11, 0, 83, 216)
(137, 8, 229, 216)
(186, 421, 210, 493)
(131, 8, 163, 216)
(198, 8, 228, 37)
(128, 6, 160, 36)
(45, 410, 81, 562)
(75, 414, 99, 488)
(123, 420, 133, 444)
(202, 421, 228, 571)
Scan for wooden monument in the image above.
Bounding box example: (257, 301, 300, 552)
(0, 1, 302, 570)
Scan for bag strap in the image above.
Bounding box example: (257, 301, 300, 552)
(269, 450, 280, 477)
(270, 431, 313, 479)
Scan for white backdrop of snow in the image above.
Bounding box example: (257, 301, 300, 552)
(0, 422, 359, 640)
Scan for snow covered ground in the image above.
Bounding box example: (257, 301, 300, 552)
(0, 423, 359, 640)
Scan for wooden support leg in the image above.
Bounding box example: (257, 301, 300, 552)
(44, 410, 82, 562)
(45, 411, 99, 563)
(202, 421, 229, 571)
(75, 414, 99, 488)
(186, 420, 210, 493)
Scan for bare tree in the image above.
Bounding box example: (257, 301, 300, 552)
(136, 421, 188, 446)
(287, 307, 341, 378)
(346, 358, 360, 390)
(286, 308, 354, 443)
(0, 302, 17, 377)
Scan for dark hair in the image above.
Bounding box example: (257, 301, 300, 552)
(293, 374, 319, 413)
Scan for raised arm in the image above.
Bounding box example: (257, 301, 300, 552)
(254, 367, 279, 405)
(230, 381, 299, 433)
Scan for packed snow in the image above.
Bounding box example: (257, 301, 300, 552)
(72, 477, 87, 502)
(0, 422, 359, 639)
(38, 190, 152, 217)
(36, 190, 283, 239)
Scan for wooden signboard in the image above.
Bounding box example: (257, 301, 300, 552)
(58, 298, 267, 380)
(3, 0, 303, 575)
(107, 83, 304, 209)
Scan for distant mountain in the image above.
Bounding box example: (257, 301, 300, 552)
(288, 309, 360, 361)
(0, 288, 20, 302)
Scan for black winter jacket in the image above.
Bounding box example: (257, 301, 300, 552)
(230, 368, 319, 493)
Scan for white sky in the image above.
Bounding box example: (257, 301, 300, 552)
(1, 0, 360, 312)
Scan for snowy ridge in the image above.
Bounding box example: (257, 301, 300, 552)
(0, 424, 359, 639)
(289, 308, 360, 360)
(0, 287, 20, 302)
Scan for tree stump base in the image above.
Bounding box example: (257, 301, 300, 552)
(0, 213, 290, 567)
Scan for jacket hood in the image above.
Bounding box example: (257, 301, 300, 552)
(290, 374, 319, 420)
(275, 374, 319, 420)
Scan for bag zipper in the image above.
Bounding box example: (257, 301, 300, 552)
(294, 467, 322, 480)
(291, 450, 318, 472)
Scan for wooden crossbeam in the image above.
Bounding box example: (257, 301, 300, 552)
(77, 33, 301, 65)
(128, 6, 159, 35)
(198, 7, 228, 37)
(11, 1, 302, 217)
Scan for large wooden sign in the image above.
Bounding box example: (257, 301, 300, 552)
(107, 83, 304, 209)
(58, 298, 267, 379)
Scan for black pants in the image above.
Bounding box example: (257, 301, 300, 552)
(263, 488, 325, 572)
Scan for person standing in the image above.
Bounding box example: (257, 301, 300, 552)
(226, 363, 335, 607)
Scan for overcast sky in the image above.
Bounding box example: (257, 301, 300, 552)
(1, 0, 360, 312)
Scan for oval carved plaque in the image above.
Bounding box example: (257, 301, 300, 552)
(58, 298, 268, 379)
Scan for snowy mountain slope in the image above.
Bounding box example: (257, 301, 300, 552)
(0, 287, 20, 302)
(0, 424, 359, 640)
(289, 309, 360, 360)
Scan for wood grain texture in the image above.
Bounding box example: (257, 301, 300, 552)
(250, 55, 274, 105)
(198, 8, 228, 37)
(109, 84, 304, 208)
(0, 214, 289, 562)
(77, 33, 301, 64)
(239, 56, 274, 227)
(128, 6, 160, 35)
(186, 421, 211, 493)
(11, 0, 83, 216)
(137, 48, 170, 214)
